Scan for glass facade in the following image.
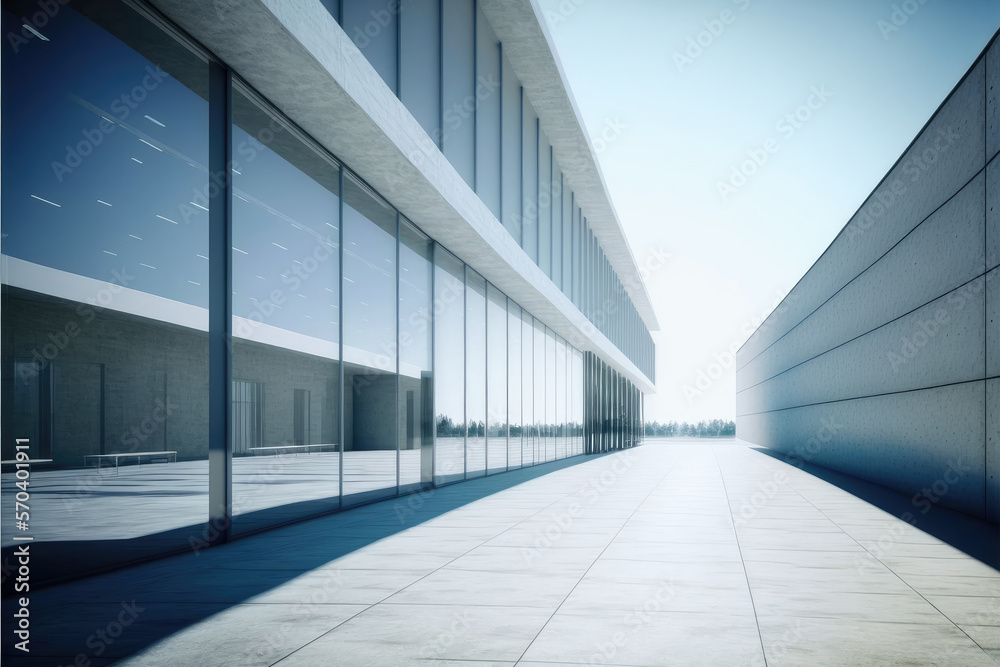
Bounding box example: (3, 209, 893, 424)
(1, 0, 649, 587)
(230, 84, 342, 532)
(332, 0, 656, 381)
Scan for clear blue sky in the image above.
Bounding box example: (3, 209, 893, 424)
(537, 0, 1000, 423)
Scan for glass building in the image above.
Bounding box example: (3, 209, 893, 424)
(0, 0, 658, 585)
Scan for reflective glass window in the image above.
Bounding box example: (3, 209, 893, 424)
(442, 0, 475, 187)
(399, 219, 433, 491)
(343, 0, 398, 93)
(475, 5, 500, 219)
(501, 53, 521, 243)
(555, 336, 566, 459)
(342, 174, 397, 502)
(537, 135, 551, 276)
(433, 247, 465, 484)
(533, 318, 545, 464)
(1, 1, 209, 580)
(486, 283, 507, 473)
(546, 327, 556, 462)
(521, 101, 538, 263)
(400, 0, 441, 144)
(465, 269, 487, 477)
(507, 301, 522, 470)
(522, 312, 535, 467)
(231, 84, 342, 531)
(551, 164, 563, 290)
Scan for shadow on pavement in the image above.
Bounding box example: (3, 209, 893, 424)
(752, 447, 1000, 571)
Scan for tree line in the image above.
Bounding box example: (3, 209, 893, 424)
(644, 419, 736, 437)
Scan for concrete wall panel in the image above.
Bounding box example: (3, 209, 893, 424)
(739, 38, 998, 526)
(738, 62, 986, 370)
(988, 157, 999, 271)
(738, 382, 986, 519)
(737, 175, 985, 392)
(988, 267, 1000, 379)
(988, 38, 999, 162)
(988, 378, 999, 524)
(737, 278, 986, 415)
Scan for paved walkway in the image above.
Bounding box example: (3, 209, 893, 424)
(4, 439, 999, 666)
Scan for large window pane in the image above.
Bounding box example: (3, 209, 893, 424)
(434, 247, 465, 484)
(521, 100, 538, 262)
(442, 0, 475, 187)
(556, 336, 566, 460)
(552, 164, 563, 291)
(1, 1, 209, 582)
(538, 136, 551, 276)
(508, 302, 522, 470)
(521, 312, 534, 467)
(563, 185, 573, 296)
(400, 0, 441, 144)
(486, 284, 507, 473)
(475, 5, 501, 219)
(399, 220, 433, 491)
(466, 269, 487, 477)
(533, 319, 545, 464)
(230, 85, 342, 532)
(546, 327, 556, 462)
(501, 53, 522, 243)
(573, 349, 584, 456)
(343, 174, 397, 502)
(343, 0, 398, 93)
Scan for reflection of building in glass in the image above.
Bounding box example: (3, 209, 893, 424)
(0, 0, 658, 586)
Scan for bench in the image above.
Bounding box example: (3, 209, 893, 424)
(84, 451, 177, 476)
(249, 444, 340, 456)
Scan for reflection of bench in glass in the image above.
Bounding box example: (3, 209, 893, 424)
(84, 451, 177, 476)
(249, 444, 340, 456)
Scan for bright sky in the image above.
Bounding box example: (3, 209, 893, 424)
(537, 0, 1000, 423)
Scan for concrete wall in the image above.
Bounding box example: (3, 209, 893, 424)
(736, 33, 1000, 525)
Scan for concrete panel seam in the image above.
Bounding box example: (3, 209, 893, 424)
(735, 377, 985, 418)
(736, 169, 987, 376)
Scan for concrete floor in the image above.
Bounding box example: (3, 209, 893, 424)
(3, 439, 998, 666)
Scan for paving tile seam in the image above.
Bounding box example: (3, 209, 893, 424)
(270, 455, 646, 665)
(513, 456, 679, 665)
(734, 447, 996, 657)
(711, 446, 770, 666)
